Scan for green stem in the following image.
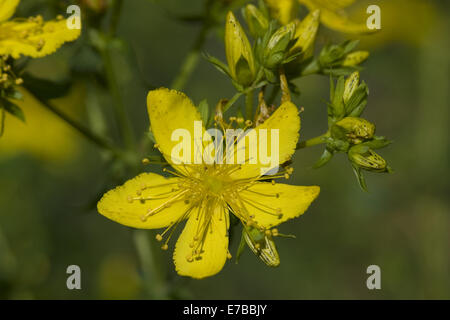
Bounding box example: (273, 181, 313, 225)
(297, 132, 330, 149)
(101, 47, 136, 150)
(300, 59, 321, 77)
(245, 90, 254, 120)
(30, 92, 124, 158)
(0, 108, 5, 137)
(171, 23, 210, 91)
(133, 230, 167, 299)
(222, 91, 244, 114)
(109, 0, 124, 36)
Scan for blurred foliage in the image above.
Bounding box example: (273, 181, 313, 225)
(0, 0, 449, 299)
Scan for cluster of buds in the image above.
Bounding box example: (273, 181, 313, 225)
(207, 1, 368, 92)
(314, 71, 392, 190)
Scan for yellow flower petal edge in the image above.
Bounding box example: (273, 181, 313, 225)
(0, 0, 19, 23)
(174, 205, 229, 279)
(97, 173, 189, 229)
(233, 100, 301, 179)
(265, 0, 299, 25)
(0, 17, 81, 59)
(240, 183, 320, 227)
(299, 0, 374, 34)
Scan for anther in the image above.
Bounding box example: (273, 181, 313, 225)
(155, 234, 163, 241)
(161, 244, 168, 250)
(272, 228, 279, 236)
(245, 120, 253, 127)
(227, 252, 232, 259)
(186, 255, 193, 263)
(127, 195, 133, 203)
(142, 158, 150, 165)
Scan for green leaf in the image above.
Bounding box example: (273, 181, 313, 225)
(197, 99, 210, 125)
(0, 98, 25, 123)
(345, 81, 368, 116)
(313, 148, 334, 168)
(203, 53, 231, 78)
(235, 231, 247, 264)
(361, 136, 393, 150)
(351, 164, 368, 192)
(22, 73, 72, 101)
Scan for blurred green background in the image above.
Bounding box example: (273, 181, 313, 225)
(0, 0, 449, 299)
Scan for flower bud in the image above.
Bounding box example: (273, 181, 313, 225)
(290, 9, 320, 58)
(264, 0, 298, 25)
(225, 11, 256, 87)
(342, 51, 369, 67)
(243, 4, 269, 38)
(332, 117, 375, 144)
(348, 146, 388, 172)
(343, 71, 360, 103)
(263, 22, 296, 69)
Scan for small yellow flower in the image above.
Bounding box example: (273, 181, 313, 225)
(0, 0, 81, 59)
(97, 88, 320, 279)
(298, 0, 373, 34)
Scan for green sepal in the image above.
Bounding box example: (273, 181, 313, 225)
(313, 148, 334, 169)
(0, 98, 25, 123)
(197, 99, 210, 126)
(204, 52, 232, 78)
(351, 164, 368, 192)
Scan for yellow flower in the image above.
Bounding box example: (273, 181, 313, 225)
(0, 0, 81, 59)
(265, 0, 299, 25)
(0, 86, 83, 162)
(348, 0, 439, 48)
(97, 88, 320, 279)
(298, 0, 373, 34)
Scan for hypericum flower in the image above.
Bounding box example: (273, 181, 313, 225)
(97, 88, 320, 279)
(298, 0, 373, 34)
(0, 0, 81, 59)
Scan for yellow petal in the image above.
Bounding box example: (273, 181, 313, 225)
(310, 0, 356, 10)
(147, 88, 210, 172)
(265, 0, 298, 25)
(173, 205, 229, 279)
(241, 182, 320, 227)
(0, 0, 19, 23)
(0, 18, 81, 59)
(0, 87, 82, 162)
(232, 101, 300, 179)
(299, 0, 372, 34)
(97, 173, 189, 229)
